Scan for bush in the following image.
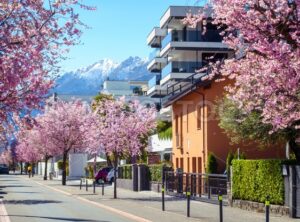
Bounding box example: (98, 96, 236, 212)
(149, 163, 172, 182)
(149, 164, 163, 182)
(226, 150, 246, 178)
(206, 153, 218, 174)
(57, 160, 69, 176)
(88, 165, 94, 179)
(232, 159, 284, 205)
(118, 164, 132, 179)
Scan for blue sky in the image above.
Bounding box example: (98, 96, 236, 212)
(60, 0, 202, 72)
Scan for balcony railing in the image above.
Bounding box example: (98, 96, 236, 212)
(149, 48, 161, 61)
(148, 75, 161, 88)
(161, 30, 223, 49)
(161, 61, 206, 79)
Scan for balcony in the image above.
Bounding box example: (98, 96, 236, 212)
(147, 27, 167, 48)
(147, 49, 167, 72)
(161, 61, 206, 85)
(161, 30, 227, 56)
(148, 75, 161, 88)
(162, 30, 223, 48)
(149, 49, 160, 61)
(147, 75, 167, 98)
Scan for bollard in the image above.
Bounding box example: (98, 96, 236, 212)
(265, 196, 270, 222)
(162, 185, 165, 211)
(187, 187, 191, 217)
(86, 179, 88, 191)
(218, 190, 223, 222)
(102, 183, 104, 196)
(93, 181, 96, 194)
(80, 178, 82, 190)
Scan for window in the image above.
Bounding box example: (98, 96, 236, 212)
(180, 158, 184, 170)
(192, 157, 197, 173)
(176, 158, 179, 169)
(180, 113, 183, 144)
(197, 106, 201, 130)
(187, 157, 190, 173)
(175, 115, 178, 133)
(176, 113, 183, 148)
(187, 105, 193, 133)
(197, 157, 202, 173)
(186, 111, 189, 133)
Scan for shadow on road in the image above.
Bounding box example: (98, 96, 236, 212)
(7, 191, 40, 194)
(3, 199, 62, 205)
(0, 185, 32, 189)
(1, 215, 110, 222)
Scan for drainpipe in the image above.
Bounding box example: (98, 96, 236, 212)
(192, 90, 206, 173)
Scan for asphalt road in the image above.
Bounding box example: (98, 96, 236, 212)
(0, 174, 135, 222)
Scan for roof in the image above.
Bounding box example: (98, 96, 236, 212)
(162, 73, 212, 107)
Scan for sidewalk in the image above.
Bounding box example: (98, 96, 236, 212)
(27, 175, 294, 222)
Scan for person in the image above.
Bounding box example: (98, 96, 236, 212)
(27, 165, 32, 178)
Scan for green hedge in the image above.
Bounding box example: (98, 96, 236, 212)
(119, 165, 132, 179)
(149, 164, 163, 182)
(232, 159, 284, 205)
(149, 163, 172, 182)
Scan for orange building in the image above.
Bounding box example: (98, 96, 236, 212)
(145, 6, 285, 173)
(165, 79, 285, 174)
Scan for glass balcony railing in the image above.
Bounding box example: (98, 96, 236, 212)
(161, 32, 172, 49)
(149, 49, 160, 61)
(148, 75, 161, 88)
(161, 61, 206, 79)
(161, 30, 223, 49)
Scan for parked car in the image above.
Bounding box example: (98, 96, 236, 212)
(106, 168, 117, 183)
(95, 167, 112, 183)
(0, 164, 9, 174)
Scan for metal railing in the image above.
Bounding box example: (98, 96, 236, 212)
(164, 171, 228, 202)
(161, 61, 207, 79)
(161, 29, 223, 49)
(148, 75, 161, 88)
(149, 48, 161, 61)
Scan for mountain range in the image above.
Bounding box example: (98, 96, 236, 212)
(53, 56, 151, 95)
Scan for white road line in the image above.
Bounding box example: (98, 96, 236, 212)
(33, 180, 152, 222)
(0, 199, 11, 222)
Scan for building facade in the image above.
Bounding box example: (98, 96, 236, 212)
(146, 6, 285, 173)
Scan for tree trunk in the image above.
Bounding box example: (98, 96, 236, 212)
(62, 152, 68, 186)
(113, 154, 118, 199)
(20, 162, 23, 175)
(289, 139, 300, 162)
(106, 152, 112, 167)
(44, 157, 49, 180)
(32, 162, 35, 177)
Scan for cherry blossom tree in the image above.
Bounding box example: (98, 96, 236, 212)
(37, 100, 98, 185)
(185, 0, 300, 160)
(0, 1, 93, 131)
(0, 149, 12, 166)
(88, 98, 157, 198)
(17, 118, 58, 180)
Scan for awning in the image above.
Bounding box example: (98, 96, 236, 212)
(87, 156, 107, 163)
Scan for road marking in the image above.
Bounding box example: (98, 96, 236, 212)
(0, 199, 11, 222)
(33, 180, 152, 222)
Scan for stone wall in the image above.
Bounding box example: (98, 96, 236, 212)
(232, 199, 289, 216)
(117, 179, 134, 190)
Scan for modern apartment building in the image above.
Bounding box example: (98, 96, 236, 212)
(146, 6, 285, 173)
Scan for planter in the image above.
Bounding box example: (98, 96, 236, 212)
(150, 181, 162, 193)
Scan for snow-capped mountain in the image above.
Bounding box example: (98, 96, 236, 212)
(53, 56, 151, 95)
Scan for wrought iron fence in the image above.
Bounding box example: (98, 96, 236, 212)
(164, 171, 228, 202)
